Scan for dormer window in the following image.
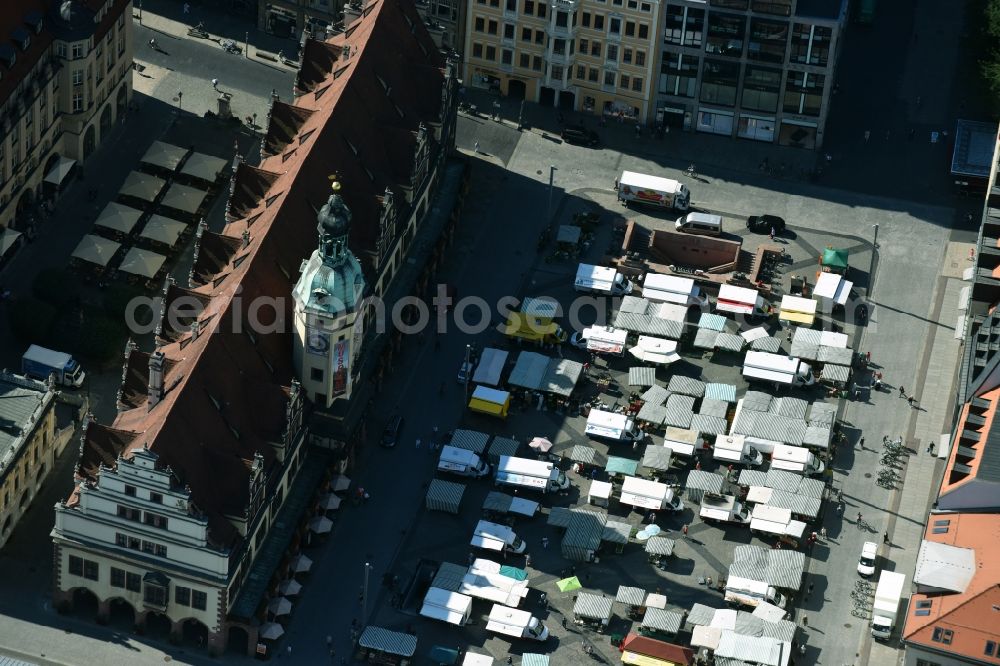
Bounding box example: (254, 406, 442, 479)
(11, 27, 30, 52)
(345, 138, 359, 156)
(376, 74, 391, 95)
(0, 45, 17, 68)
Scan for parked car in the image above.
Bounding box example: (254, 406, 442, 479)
(746, 214, 786, 234)
(382, 415, 404, 448)
(458, 359, 475, 383)
(569, 331, 588, 350)
(858, 541, 878, 577)
(561, 125, 599, 146)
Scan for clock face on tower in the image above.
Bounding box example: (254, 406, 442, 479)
(306, 330, 330, 356)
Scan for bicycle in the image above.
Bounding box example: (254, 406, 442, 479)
(851, 608, 868, 618)
(686, 164, 696, 178)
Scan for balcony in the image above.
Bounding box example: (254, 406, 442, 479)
(547, 23, 577, 39)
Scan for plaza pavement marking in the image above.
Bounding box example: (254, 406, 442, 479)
(941, 241, 976, 278)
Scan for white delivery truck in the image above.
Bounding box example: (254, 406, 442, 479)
(724, 576, 786, 609)
(486, 604, 549, 641)
(461, 559, 531, 607)
(585, 409, 644, 443)
(619, 476, 684, 513)
(575, 264, 633, 296)
(438, 445, 492, 478)
(580, 326, 629, 356)
(617, 170, 691, 211)
(495, 456, 570, 494)
(743, 351, 815, 387)
(713, 434, 763, 467)
(770, 444, 826, 476)
(21, 345, 86, 387)
(419, 587, 474, 626)
(471, 520, 527, 554)
(662, 427, 708, 460)
(871, 571, 906, 640)
(700, 494, 750, 525)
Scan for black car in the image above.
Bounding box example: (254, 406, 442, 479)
(746, 214, 786, 234)
(561, 126, 599, 146)
(381, 415, 404, 448)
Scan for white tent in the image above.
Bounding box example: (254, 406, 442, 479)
(267, 596, 293, 617)
(119, 171, 166, 202)
(141, 141, 188, 171)
(94, 202, 143, 235)
(259, 622, 285, 640)
(72, 234, 121, 267)
(43, 156, 76, 186)
(629, 336, 681, 364)
(119, 247, 166, 279)
(290, 553, 312, 573)
(814, 271, 853, 307)
(180, 152, 228, 182)
(309, 516, 333, 534)
(319, 494, 342, 510)
(139, 215, 188, 246)
(278, 579, 302, 596)
(0, 229, 22, 257)
(160, 183, 208, 214)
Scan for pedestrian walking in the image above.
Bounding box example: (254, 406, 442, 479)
(415, 437, 421, 449)
(468, 552, 475, 565)
(883, 531, 890, 544)
(474, 141, 480, 153)
(183, 2, 190, 13)
(820, 526, 828, 539)
(859, 437, 865, 450)
(212, 78, 219, 91)
(857, 512, 863, 527)
(899, 385, 906, 398)
(865, 350, 871, 363)
(287, 646, 293, 658)
(806, 582, 814, 599)
(542, 537, 549, 549)
(926, 442, 935, 455)
(908, 396, 915, 407)
(864, 130, 871, 143)
(525, 553, 532, 567)
(682, 524, 689, 536)
(802, 615, 808, 627)
(769, 227, 775, 241)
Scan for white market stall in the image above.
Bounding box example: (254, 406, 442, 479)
(71, 234, 121, 267)
(642, 273, 704, 306)
(716, 284, 767, 316)
(630, 336, 681, 364)
(141, 141, 188, 171)
(94, 202, 143, 235)
(119, 247, 167, 279)
(779, 295, 818, 327)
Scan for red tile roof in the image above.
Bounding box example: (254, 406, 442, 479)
(72, 0, 447, 550)
(903, 513, 1000, 661)
(621, 632, 694, 664)
(0, 0, 52, 106)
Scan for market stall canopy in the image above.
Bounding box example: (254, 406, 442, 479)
(573, 592, 613, 620)
(358, 626, 417, 658)
(556, 576, 583, 592)
(308, 516, 333, 533)
(642, 445, 673, 471)
(704, 383, 736, 403)
(641, 384, 670, 405)
(643, 273, 703, 306)
(814, 271, 853, 306)
(568, 444, 597, 464)
(94, 202, 143, 235)
(160, 183, 208, 214)
(605, 456, 640, 476)
(278, 579, 302, 596)
(751, 336, 783, 353)
(691, 625, 722, 650)
(557, 224, 581, 244)
(289, 553, 312, 573)
(43, 155, 76, 185)
(778, 295, 817, 326)
(697, 312, 727, 331)
(630, 336, 681, 365)
(119, 171, 167, 202)
(0, 229, 21, 256)
(615, 296, 686, 338)
(508, 352, 582, 396)
(331, 475, 351, 492)
(616, 586, 647, 606)
(741, 327, 770, 343)
(583, 326, 628, 354)
(821, 247, 849, 271)
(180, 151, 228, 182)
(140, 215, 188, 246)
(141, 140, 188, 171)
(267, 596, 292, 616)
(259, 621, 285, 640)
(119, 247, 166, 279)
(628, 366, 657, 387)
(72, 234, 121, 267)
(716, 284, 764, 316)
(463, 653, 494, 666)
(528, 437, 553, 452)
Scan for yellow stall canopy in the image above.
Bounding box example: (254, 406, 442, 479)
(778, 294, 817, 326)
(621, 651, 678, 666)
(502, 311, 567, 343)
(468, 385, 511, 418)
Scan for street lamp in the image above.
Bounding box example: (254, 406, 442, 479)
(361, 561, 374, 620)
(251, 112, 257, 137)
(464, 344, 471, 397)
(546, 165, 557, 227)
(517, 100, 525, 130)
(138, 0, 143, 24)
(177, 91, 183, 115)
(869, 223, 879, 288)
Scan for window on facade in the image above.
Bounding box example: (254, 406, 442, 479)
(532, 55, 543, 70)
(72, 93, 83, 113)
(635, 50, 645, 66)
(609, 18, 621, 34)
(710, 0, 747, 8)
(580, 38, 589, 52)
(175, 586, 191, 606)
(472, 43, 483, 57)
(782, 70, 824, 115)
(83, 560, 98, 581)
(144, 584, 167, 606)
(310, 367, 323, 382)
(506, 0, 517, 10)
(789, 23, 831, 66)
(664, 5, 705, 47)
(126, 572, 141, 592)
(115, 533, 128, 547)
(521, 26, 531, 41)
(68, 555, 83, 576)
(501, 49, 512, 65)
(111, 568, 125, 588)
(625, 21, 635, 36)
(576, 65, 586, 79)
(485, 45, 496, 60)
(986, 642, 997, 657)
(524, 0, 533, 12)
(660, 53, 699, 97)
(128, 536, 140, 550)
(474, 16, 485, 31)
(71, 43, 83, 58)
(142, 540, 155, 554)
(155, 544, 167, 557)
(604, 71, 615, 85)
(117, 36, 124, 56)
(747, 18, 788, 63)
(606, 44, 618, 61)
(124, 485, 136, 496)
(641, 1, 651, 9)
(741, 65, 781, 112)
(487, 19, 498, 34)
(588, 67, 599, 81)
(56, 43, 66, 58)
(632, 77, 643, 91)
(192, 590, 208, 611)
(553, 38, 566, 55)
(700, 58, 740, 106)
(556, 10, 568, 27)
(706, 13, 745, 56)
(72, 69, 83, 86)
(150, 492, 163, 504)
(534, 29, 544, 44)
(638, 23, 648, 39)
(591, 41, 601, 56)
(551, 65, 563, 80)
(931, 628, 954, 645)
(915, 661, 942, 666)
(581, 11, 590, 26)
(117, 505, 140, 521)
(503, 23, 514, 39)
(519, 52, 530, 67)
(594, 15, 604, 30)
(143, 512, 168, 529)
(752, 0, 791, 16)
(537, 3, 545, 17)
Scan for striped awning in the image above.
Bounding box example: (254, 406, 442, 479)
(698, 313, 728, 331)
(693, 328, 719, 350)
(667, 376, 706, 398)
(690, 414, 728, 435)
(629, 366, 658, 387)
(640, 385, 670, 405)
(715, 333, 746, 352)
(425, 479, 465, 514)
(751, 336, 783, 353)
(487, 436, 520, 462)
(641, 608, 684, 634)
(644, 536, 675, 556)
(568, 444, 597, 464)
(574, 592, 614, 620)
(521, 654, 550, 666)
(822, 364, 851, 383)
(603, 521, 632, 544)
(637, 402, 668, 425)
(704, 383, 737, 403)
(642, 446, 673, 471)
(616, 585, 647, 606)
(449, 429, 489, 453)
(358, 626, 417, 657)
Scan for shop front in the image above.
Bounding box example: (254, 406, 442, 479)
(601, 97, 642, 122)
(778, 118, 818, 149)
(696, 108, 733, 136)
(469, 68, 502, 94)
(656, 104, 688, 129)
(737, 114, 776, 142)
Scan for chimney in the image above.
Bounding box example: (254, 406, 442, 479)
(191, 320, 202, 341)
(343, 1, 362, 28)
(242, 229, 251, 248)
(148, 351, 165, 408)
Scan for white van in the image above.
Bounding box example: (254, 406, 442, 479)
(771, 444, 825, 476)
(486, 604, 549, 641)
(724, 576, 786, 609)
(585, 409, 644, 443)
(495, 456, 570, 494)
(713, 434, 763, 467)
(619, 476, 684, 513)
(675, 212, 722, 236)
(438, 445, 491, 478)
(662, 427, 708, 459)
(420, 587, 473, 626)
(742, 351, 815, 387)
(471, 520, 527, 554)
(575, 264, 633, 296)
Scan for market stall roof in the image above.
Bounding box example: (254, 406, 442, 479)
(642, 608, 685, 634)
(0, 229, 21, 256)
(685, 470, 726, 494)
(636, 402, 668, 425)
(913, 540, 976, 592)
(715, 633, 785, 666)
(358, 626, 417, 657)
(715, 333, 746, 353)
(508, 352, 582, 396)
(557, 224, 581, 244)
(751, 336, 783, 353)
(139, 214, 188, 246)
(822, 364, 851, 383)
(690, 414, 728, 435)
(547, 507, 574, 528)
(119, 247, 167, 279)
(769, 397, 808, 419)
(71, 234, 121, 267)
(603, 520, 631, 544)
(629, 366, 657, 387)
(425, 478, 465, 513)
(699, 398, 728, 418)
(573, 592, 614, 620)
(463, 653, 495, 666)
(778, 295, 817, 326)
(614, 296, 686, 338)
(119, 171, 166, 202)
(94, 202, 142, 234)
(691, 625, 723, 651)
(180, 151, 228, 182)
(643, 273, 702, 305)
(141, 141, 188, 171)
(520, 655, 549, 666)
(738, 469, 768, 488)
(431, 562, 467, 592)
(814, 271, 853, 306)
(818, 346, 853, 365)
(752, 602, 788, 624)
(766, 489, 821, 518)
(705, 383, 737, 403)
(472, 348, 509, 386)
(631, 336, 681, 365)
(605, 456, 639, 476)
(616, 586, 647, 606)
(741, 327, 770, 343)
(641, 385, 670, 405)
(583, 326, 629, 354)
(687, 603, 718, 627)
(732, 411, 807, 446)
(821, 247, 849, 270)
(642, 446, 673, 471)
(729, 545, 805, 590)
(645, 593, 667, 609)
(716, 284, 762, 315)
(693, 328, 719, 350)
(487, 436, 520, 462)
(668, 376, 705, 398)
(588, 480, 612, 500)
(160, 183, 208, 214)
(43, 155, 76, 185)
(768, 470, 824, 498)
(621, 633, 694, 665)
(449, 429, 490, 454)
(664, 394, 695, 428)
(568, 444, 597, 464)
(698, 312, 728, 331)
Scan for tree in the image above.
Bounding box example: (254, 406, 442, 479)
(31, 268, 81, 309)
(7, 297, 56, 344)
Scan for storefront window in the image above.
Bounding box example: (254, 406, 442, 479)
(747, 18, 787, 64)
(659, 52, 699, 97)
(700, 58, 740, 106)
(741, 66, 781, 112)
(705, 13, 745, 57)
(782, 71, 824, 116)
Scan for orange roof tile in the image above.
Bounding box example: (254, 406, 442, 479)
(940, 385, 1000, 499)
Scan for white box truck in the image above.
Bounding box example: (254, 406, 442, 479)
(585, 409, 644, 443)
(419, 587, 473, 626)
(21, 345, 86, 387)
(619, 476, 684, 513)
(617, 170, 691, 211)
(575, 264, 633, 296)
(770, 444, 826, 476)
(713, 434, 763, 467)
(438, 445, 491, 478)
(471, 520, 527, 554)
(461, 559, 531, 607)
(663, 427, 708, 459)
(743, 351, 815, 387)
(724, 576, 786, 609)
(580, 326, 629, 356)
(495, 456, 570, 494)
(486, 604, 549, 641)
(871, 571, 906, 640)
(700, 494, 750, 525)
